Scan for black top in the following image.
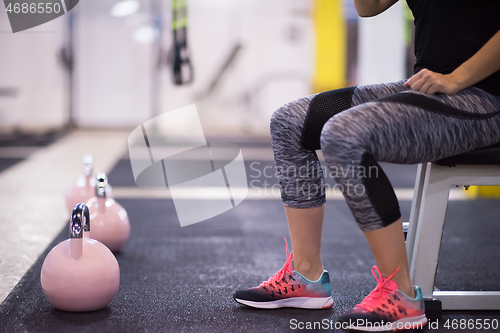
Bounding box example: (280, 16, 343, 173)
(406, 0, 500, 97)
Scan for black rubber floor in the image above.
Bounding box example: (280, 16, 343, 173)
(0, 129, 68, 147)
(1, 149, 499, 332)
(0, 129, 69, 172)
(0, 158, 23, 173)
(109, 157, 419, 196)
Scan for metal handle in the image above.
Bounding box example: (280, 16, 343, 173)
(70, 203, 90, 239)
(82, 154, 94, 177)
(95, 172, 108, 199)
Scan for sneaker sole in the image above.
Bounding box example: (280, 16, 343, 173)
(234, 296, 333, 309)
(342, 314, 428, 332)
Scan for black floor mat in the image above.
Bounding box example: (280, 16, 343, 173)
(108, 158, 418, 192)
(0, 158, 23, 173)
(1, 141, 499, 332)
(1, 196, 499, 333)
(0, 129, 69, 147)
(0, 129, 68, 174)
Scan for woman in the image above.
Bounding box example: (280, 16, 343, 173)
(234, 0, 500, 330)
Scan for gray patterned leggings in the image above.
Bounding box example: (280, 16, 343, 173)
(270, 81, 500, 231)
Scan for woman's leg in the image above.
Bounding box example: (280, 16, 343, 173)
(360, 85, 500, 297)
(234, 95, 334, 309)
(363, 217, 414, 297)
(285, 205, 324, 281)
(320, 85, 500, 327)
(271, 82, 407, 281)
(233, 84, 407, 309)
(234, 81, 419, 309)
(269, 95, 327, 282)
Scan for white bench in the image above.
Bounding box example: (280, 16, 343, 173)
(406, 143, 500, 311)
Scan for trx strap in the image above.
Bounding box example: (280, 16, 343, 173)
(172, 0, 193, 85)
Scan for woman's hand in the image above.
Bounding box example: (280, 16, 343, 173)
(403, 69, 461, 95)
(404, 30, 500, 96)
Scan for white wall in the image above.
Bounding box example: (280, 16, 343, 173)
(357, 1, 405, 85)
(74, 0, 154, 128)
(159, 0, 314, 136)
(0, 10, 66, 132)
(0, 0, 408, 133)
(0, 0, 314, 133)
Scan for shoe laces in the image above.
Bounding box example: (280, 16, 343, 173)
(358, 266, 400, 312)
(259, 237, 295, 288)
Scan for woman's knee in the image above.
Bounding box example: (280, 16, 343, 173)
(319, 113, 364, 164)
(269, 105, 291, 137)
(270, 97, 311, 142)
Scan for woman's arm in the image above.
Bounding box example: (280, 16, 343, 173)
(404, 29, 500, 95)
(353, 0, 399, 18)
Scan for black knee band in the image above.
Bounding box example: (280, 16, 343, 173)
(301, 86, 356, 150)
(361, 153, 401, 226)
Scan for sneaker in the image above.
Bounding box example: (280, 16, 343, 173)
(337, 266, 427, 331)
(233, 238, 333, 309)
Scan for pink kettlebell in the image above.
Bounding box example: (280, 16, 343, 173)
(41, 203, 120, 312)
(65, 155, 113, 212)
(86, 172, 130, 252)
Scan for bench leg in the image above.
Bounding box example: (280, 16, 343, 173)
(406, 163, 427, 266)
(407, 163, 500, 310)
(409, 163, 451, 298)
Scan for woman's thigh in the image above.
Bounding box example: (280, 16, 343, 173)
(270, 81, 408, 208)
(322, 87, 500, 166)
(319, 87, 500, 230)
(301, 81, 407, 151)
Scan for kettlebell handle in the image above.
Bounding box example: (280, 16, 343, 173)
(70, 203, 90, 238)
(82, 154, 93, 177)
(95, 172, 108, 199)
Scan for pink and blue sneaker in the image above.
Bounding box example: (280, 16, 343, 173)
(233, 239, 333, 309)
(337, 266, 428, 331)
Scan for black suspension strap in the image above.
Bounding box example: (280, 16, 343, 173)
(172, 0, 193, 85)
